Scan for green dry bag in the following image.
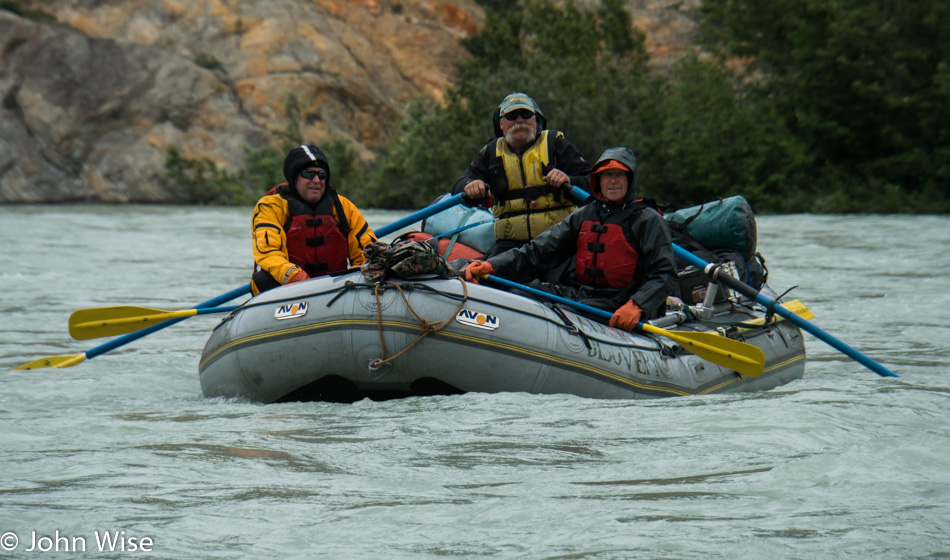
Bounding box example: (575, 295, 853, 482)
(665, 196, 757, 260)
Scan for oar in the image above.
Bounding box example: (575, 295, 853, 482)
(375, 193, 465, 238)
(15, 284, 251, 370)
(735, 300, 814, 329)
(673, 245, 899, 378)
(480, 274, 766, 377)
(68, 196, 470, 343)
(69, 305, 239, 340)
(15, 194, 468, 370)
(562, 184, 896, 378)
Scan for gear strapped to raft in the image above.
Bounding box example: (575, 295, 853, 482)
(360, 237, 454, 282)
(369, 278, 469, 368)
(665, 195, 757, 260)
(360, 238, 466, 367)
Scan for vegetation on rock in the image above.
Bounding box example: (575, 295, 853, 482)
(166, 0, 950, 213)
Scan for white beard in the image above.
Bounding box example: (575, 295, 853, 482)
(505, 124, 537, 152)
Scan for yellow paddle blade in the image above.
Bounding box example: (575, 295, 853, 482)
(69, 306, 197, 340)
(780, 300, 815, 320)
(14, 353, 87, 370)
(737, 299, 816, 329)
(642, 324, 766, 376)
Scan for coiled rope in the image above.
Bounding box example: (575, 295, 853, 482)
(370, 278, 468, 367)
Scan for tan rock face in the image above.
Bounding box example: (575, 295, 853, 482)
(0, 0, 697, 203)
(0, 0, 483, 202)
(1, 11, 269, 202)
(38, 0, 482, 132)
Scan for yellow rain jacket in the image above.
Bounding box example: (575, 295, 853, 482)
(251, 184, 375, 295)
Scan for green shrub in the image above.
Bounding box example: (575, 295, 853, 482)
(355, 0, 657, 208)
(164, 146, 256, 205)
(162, 0, 949, 213)
(0, 1, 57, 23)
(701, 0, 950, 212)
(165, 91, 367, 206)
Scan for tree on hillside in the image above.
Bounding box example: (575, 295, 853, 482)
(164, 0, 949, 212)
(701, 0, 950, 212)
(355, 0, 815, 211)
(352, 0, 657, 208)
(635, 54, 812, 211)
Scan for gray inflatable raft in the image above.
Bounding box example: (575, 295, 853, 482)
(199, 271, 805, 403)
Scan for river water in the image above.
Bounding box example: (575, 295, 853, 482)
(1, 206, 948, 559)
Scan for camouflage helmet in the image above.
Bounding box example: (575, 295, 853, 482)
(491, 92, 546, 137)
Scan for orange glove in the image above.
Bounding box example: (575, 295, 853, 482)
(285, 269, 310, 285)
(464, 261, 494, 283)
(609, 300, 643, 332)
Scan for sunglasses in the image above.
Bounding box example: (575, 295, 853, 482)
(502, 109, 535, 121)
(299, 169, 327, 181)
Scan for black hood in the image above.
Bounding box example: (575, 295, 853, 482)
(590, 147, 638, 204)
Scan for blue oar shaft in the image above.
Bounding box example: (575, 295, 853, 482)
(674, 246, 898, 378)
(85, 285, 251, 360)
(193, 306, 238, 316)
(486, 275, 618, 323)
(375, 194, 464, 238)
(82, 196, 467, 361)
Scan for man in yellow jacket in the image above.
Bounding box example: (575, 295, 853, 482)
(251, 144, 376, 295)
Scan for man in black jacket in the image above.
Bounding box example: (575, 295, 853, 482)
(451, 92, 592, 257)
(465, 147, 677, 331)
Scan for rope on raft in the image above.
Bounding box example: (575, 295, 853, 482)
(370, 277, 469, 367)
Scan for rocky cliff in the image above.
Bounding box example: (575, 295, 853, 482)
(0, 0, 699, 203)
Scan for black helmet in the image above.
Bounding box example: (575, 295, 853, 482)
(491, 92, 546, 137)
(283, 144, 331, 186)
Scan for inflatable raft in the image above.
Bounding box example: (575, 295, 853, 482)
(198, 269, 806, 403)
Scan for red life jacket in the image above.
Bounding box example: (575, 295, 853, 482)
(574, 221, 639, 289)
(274, 183, 349, 278)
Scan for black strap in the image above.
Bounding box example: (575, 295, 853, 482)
(765, 285, 799, 323)
(495, 200, 579, 221)
(492, 129, 563, 204)
(548, 303, 593, 350)
(329, 189, 350, 234)
(354, 222, 372, 248)
(543, 131, 563, 203)
(303, 263, 329, 275)
(679, 196, 724, 229)
(667, 220, 711, 256)
(494, 184, 558, 203)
